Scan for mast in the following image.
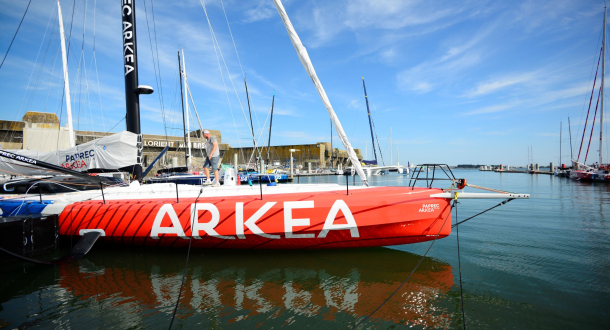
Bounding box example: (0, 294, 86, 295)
(122, 0, 150, 181)
(330, 119, 333, 168)
(362, 77, 377, 163)
(560, 121, 562, 166)
(390, 126, 393, 165)
(181, 49, 192, 167)
(178, 51, 188, 167)
(601, 6, 606, 165)
(267, 92, 275, 165)
(57, 0, 74, 147)
(568, 117, 574, 162)
(273, 0, 368, 185)
(245, 79, 256, 149)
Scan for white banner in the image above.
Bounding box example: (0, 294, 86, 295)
(0, 131, 138, 176)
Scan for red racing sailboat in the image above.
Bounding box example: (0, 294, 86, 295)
(1, 0, 528, 251)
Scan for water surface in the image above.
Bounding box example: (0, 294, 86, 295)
(0, 169, 608, 329)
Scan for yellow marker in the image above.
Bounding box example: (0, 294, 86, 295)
(454, 192, 459, 200)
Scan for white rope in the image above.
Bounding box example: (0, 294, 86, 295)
(91, 0, 106, 132)
(218, 0, 262, 135)
(220, 0, 245, 79)
(247, 102, 274, 166)
(3, 6, 56, 145)
(199, 0, 252, 139)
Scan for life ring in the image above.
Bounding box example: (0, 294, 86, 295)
(456, 179, 467, 189)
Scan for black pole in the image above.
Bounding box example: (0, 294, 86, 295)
(362, 77, 377, 163)
(259, 178, 263, 200)
(267, 92, 275, 165)
(330, 119, 333, 168)
(178, 52, 189, 168)
(346, 174, 349, 195)
(244, 78, 256, 149)
(176, 183, 179, 203)
(100, 182, 105, 204)
(559, 117, 574, 166)
(122, 0, 143, 181)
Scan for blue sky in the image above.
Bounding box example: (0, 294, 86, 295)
(0, 0, 608, 166)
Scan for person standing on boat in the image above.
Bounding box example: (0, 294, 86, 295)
(203, 130, 220, 187)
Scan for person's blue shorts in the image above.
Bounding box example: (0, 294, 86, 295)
(204, 156, 219, 170)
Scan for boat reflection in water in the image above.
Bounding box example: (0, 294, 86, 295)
(58, 247, 453, 328)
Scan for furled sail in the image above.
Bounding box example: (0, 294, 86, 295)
(0, 131, 139, 176)
(272, 0, 368, 185)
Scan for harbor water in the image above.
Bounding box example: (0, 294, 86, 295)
(0, 169, 608, 329)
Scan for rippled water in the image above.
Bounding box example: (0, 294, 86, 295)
(0, 170, 608, 329)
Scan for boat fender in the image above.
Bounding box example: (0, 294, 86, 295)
(456, 179, 467, 189)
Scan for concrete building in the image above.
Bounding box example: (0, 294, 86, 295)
(0, 111, 229, 176)
(224, 142, 362, 169)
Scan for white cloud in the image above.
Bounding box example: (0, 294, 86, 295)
(242, 0, 276, 23)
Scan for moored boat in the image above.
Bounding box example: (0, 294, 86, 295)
(0, 0, 529, 252)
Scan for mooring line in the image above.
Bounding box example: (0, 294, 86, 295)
(455, 198, 466, 329)
(168, 188, 203, 330)
(350, 201, 455, 329)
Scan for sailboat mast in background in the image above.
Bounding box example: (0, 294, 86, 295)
(362, 77, 377, 164)
(600, 6, 606, 165)
(181, 49, 192, 167)
(57, 0, 74, 147)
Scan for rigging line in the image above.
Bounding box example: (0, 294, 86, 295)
(578, 19, 604, 148)
(199, 0, 252, 142)
(455, 200, 467, 330)
(44, 38, 62, 116)
(217, 0, 263, 133)
(585, 86, 602, 164)
(350, 201, 455, 330)
(0, 0, 32, 70)
(200, 0, 242, 151)
(168, 188, 203, 330)
(143, 0, 168, 141)
(74, 0, 89, 132)
(370, 104, 386, 166)
(104, 116, 126, 134)
(91, 0, 106, 132)
(185, 83, 206, 157)
(451, 199, 515, 228)
(219, 0, 245, 78)
(9, 7, 57, 148)
(247, 96, 274, 166)
(65, 0, 79, 59)
(149, 0, 167, 137)
(578, 46, 603, 161)
(24, 9, 59, 116)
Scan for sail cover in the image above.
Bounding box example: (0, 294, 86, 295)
(272, 0, 368, 185)
(0, 131, 138, 176)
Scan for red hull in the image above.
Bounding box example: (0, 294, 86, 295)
(59, 186, 452, 249)
(570, 170, 610, 182)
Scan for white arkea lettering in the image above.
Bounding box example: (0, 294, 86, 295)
(191, 203, 233, 239)
(284, 201, 315, 238)
(151, 204, 186, 239)
(236, 202, 279, 239)
(124, 42, 133, 55)
(318, 200, 359, 238)
(122, 21, 132, 32)
(124, 65, 134, 76)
